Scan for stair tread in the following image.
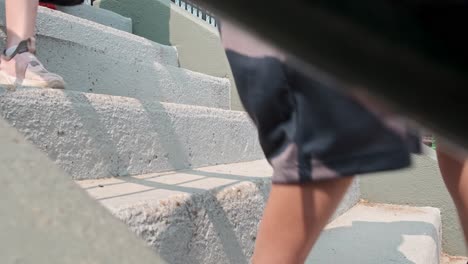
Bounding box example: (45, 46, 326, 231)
(0, 3, 232, 109)
(443, 254, 468, 264)
(308, 202, 442, 264)
(0, 87, 262, 180)
(76, 158, 359, 264)
(0, 3, 179, 67)
(78, 159, 272, 209)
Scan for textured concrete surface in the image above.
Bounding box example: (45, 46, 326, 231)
(78, 160, 360, 264)
(0, 88, 261, 179)
(98, 0, 243, 110)
(0, 3, 178, 67)
(57, 4, 132, 32)
(35, 39, 229, 108)
(443, 254, 468, 264)
(308, 202, 442, 264)
(361, 146, 467, 256)
(0, 117, 165, 264)
(0, 6, 230, 109)
(41, 44, 229, 108)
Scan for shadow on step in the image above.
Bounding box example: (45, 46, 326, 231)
(307, 221, 440, 264)
(63, 90, 131, 177)
(103, 169, 271, 264)
(86, 167, 269, 203)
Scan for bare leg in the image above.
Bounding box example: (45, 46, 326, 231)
(252, 177, 354, 264)
(437, 147, 468, 246)
(5, 0, 39, 48)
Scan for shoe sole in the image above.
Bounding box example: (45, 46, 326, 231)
(0, 71, 65, 89)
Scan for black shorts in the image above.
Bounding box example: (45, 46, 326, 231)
(220, 21, 420, 184)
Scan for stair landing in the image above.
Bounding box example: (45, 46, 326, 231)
(307, 202, 442, 264)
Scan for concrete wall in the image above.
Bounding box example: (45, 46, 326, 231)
(0, 118, 165, 264)
(360, 147, 467, 256)
(96, 0, 243, 110)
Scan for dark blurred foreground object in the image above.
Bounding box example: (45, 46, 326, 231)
(39, 0, 84, 6)
(197, 0, 468, 150)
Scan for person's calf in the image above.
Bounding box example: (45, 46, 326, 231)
(437, 147, 468, 246)
(252, 176, 355, 264)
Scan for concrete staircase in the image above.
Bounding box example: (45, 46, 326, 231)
(0, 88, 261, 179)
(0, 5, 465, 264)
(76, 160, 361, 264)
(0, 6, 230, 109)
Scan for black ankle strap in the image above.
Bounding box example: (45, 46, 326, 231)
(3, 39, 31, 61)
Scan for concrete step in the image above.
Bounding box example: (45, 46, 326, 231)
(0, 3, 178, 67)
(443, 254, 468, 264)
(0, 6, 230, 109)
(307, 202, 442, 264)
(0, 88, 261, 180)
(77, 160, 361, 264)
(56, 4, 132, 33)
(40, 45, 230, 109)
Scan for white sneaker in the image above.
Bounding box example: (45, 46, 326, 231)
(0, 38, 65, 89)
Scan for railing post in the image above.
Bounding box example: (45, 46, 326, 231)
(169, 0, 218, 27)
